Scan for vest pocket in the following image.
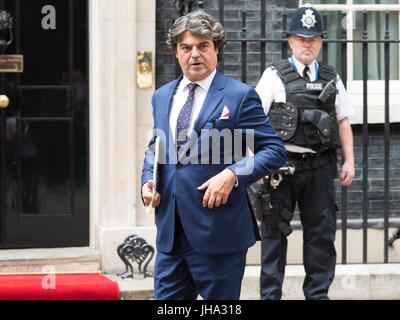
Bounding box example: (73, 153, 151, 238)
(269, 102, 298, 141)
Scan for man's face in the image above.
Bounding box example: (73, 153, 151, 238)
(175, 31, 218, 82)
(288, 35, 322, 65)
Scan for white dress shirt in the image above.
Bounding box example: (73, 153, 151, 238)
(255, 56, 354, 153)
(169, 69, 217, 144)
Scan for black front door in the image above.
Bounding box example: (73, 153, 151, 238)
(0, 0, 89, 248)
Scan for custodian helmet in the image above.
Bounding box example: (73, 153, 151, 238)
(287, 4, 324, 38)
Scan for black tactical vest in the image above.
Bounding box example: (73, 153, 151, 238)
(269, 59, 341, 153)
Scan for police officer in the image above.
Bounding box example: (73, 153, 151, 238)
(255, 4, 355, 300)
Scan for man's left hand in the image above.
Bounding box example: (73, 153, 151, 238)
(197, 169, 237, 209)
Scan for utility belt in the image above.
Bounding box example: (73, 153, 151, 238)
(286, 149, 331, 172)
(248, 149, 337, 237)
(267, 149, 335, 190)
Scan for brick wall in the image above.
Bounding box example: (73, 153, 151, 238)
(156, 0, 298, 88)
(335, 125, 400, 221)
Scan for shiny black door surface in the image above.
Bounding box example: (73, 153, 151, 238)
(0, 0, 89, 248)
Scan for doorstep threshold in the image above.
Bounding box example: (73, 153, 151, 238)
(0, 247, 101, 274)
(0, 247, 101, 261)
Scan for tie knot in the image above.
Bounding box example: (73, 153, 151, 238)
(187, 83, 198, 93)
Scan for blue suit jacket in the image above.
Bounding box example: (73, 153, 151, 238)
(141, 70, 286, 254)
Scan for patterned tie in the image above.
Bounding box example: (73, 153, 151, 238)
(176, 82, 198, 149)
(303, 65, 311, 82)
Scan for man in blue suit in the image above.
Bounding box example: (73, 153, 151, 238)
(141, 11, 286, 300)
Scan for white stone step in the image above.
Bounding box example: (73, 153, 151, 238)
(107, 274, 154, 300)
(241, 264, 400, 300)
(108, 263, 400, 300)
(0, 247, 101, 274)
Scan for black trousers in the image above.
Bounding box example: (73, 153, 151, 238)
(260, 163, 337, 300)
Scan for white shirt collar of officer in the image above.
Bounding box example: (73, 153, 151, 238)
(289, 55, 318, 82)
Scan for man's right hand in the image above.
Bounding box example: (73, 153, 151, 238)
(142, 180, 161, 208)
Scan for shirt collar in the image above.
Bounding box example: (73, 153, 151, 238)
(289, 55, 318, 76)
(180, 69, 217, 92)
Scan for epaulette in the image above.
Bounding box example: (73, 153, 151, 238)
(271, 59, 302, 84)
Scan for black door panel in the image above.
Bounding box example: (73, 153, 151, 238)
(0, 0, 89, 248)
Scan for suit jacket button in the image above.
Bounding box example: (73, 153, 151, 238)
(176, 162, 184, 169)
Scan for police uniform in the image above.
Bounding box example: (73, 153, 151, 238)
(255, 5, 353, 300)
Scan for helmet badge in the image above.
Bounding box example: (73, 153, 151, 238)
(301, 9, 317, 29)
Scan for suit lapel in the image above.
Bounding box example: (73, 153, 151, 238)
(159, 76, 181, 143)
(192, 70, 225, 133)
(156, 76, 181, 164)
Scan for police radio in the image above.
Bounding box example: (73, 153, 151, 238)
(318, 78, 337, 103)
